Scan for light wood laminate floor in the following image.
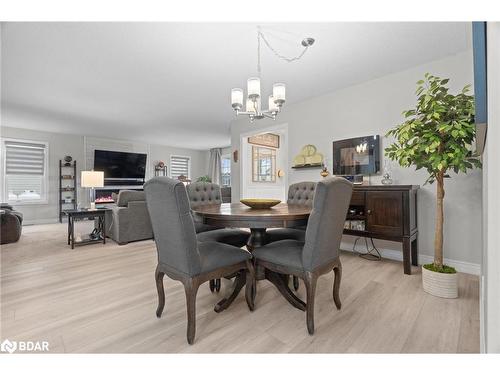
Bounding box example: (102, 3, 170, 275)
(0, 223, 479, 353)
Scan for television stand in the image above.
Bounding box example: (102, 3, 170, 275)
(343, 185, 419, 275)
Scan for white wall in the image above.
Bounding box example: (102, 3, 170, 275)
(230, 51, 481, 270)
(0, 125, 210, 224)
(482, 22, 500, 353)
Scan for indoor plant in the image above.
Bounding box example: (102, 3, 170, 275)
(385, 73, 481, 298)
(196, 175, 212, 183)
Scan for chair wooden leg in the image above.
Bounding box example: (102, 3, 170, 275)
(183, 278, 200, 345)
(293, 276, 300, 291)
(333, 261, 342, 310)
(245, 260, 255, 311)
(155, 266, 165, 318)
(304, 271, 318, 335)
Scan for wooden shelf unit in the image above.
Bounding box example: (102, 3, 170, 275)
(59, 160, 77, 222)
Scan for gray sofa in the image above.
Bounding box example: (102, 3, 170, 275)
(105, 190, 153, 245)
(1, 203, 23, 244)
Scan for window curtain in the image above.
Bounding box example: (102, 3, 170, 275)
(208, 148, 222, 185)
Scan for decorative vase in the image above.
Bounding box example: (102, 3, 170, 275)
(381, 172, 393, 185)
(320, 167, 329, 178)
(421, 266, 458, 299)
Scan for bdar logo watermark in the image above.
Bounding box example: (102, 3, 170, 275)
(1, 339, 49, 354)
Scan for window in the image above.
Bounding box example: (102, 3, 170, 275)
(252, 146, 276, 182)
(221, 155, 231, 187)
(2, 138, 49, 204)
(170, 155, 191, 180)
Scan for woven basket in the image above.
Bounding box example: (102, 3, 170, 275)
(422, 266, 458, 299)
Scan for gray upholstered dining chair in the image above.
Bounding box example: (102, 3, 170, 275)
(187, 182, 224, 234)
(187, 181, 250, 292)
(266, 181, 316, 290)
(251, 177, 353, 335)
(144, 177, 254, 344)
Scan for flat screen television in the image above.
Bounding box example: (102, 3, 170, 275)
(332, 135, 380, 176)
(94, 150, 147, 179)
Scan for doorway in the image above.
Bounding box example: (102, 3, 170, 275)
(240, 123, 288, 201)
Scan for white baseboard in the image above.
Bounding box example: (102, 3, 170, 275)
(23, 218, 59, 226)
(340, 241, 481, 276)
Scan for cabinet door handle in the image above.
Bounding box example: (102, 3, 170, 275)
(367, 209, 372, 215)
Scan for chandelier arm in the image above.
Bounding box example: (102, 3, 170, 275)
(262, 113, 276, 119)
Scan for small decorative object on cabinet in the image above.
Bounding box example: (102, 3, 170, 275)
(59, 159, 77, 222)
(154, 161, 167, 177)
(320, 164, 330, 177)
(381, 159, 393, 185)
(385, 74, 481, 297)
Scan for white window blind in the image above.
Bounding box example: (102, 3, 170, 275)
(170, 155, 190, 180)
(2, 139, 48, 203)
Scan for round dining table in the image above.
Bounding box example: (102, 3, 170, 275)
(192, 202, 311, 313)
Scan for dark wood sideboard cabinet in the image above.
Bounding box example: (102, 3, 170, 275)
(343, 185, 419, 275)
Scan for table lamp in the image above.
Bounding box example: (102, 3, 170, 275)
(81, 171, 104, 209)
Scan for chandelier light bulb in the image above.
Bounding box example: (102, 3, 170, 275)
(247, 77, 261, 98)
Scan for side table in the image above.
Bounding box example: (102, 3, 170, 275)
(64, 208, 109, 249)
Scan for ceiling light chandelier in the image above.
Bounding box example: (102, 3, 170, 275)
(231, 26, 315, 122)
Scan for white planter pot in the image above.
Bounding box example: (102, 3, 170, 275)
(422, 266, 458, 299)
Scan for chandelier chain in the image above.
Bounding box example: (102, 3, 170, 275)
(257, 29, 311, 64)
(257, 27, 262, 76)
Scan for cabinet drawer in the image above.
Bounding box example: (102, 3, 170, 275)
(350, 191, 365, 206)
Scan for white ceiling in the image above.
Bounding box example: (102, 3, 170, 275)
(1, 22, 471, 149)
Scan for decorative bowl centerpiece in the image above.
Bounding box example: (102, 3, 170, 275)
(240, 199, 281, 209)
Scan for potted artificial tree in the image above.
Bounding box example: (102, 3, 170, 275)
(385, 73, 481, 298)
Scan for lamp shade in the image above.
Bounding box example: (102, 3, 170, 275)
(231, 88, 243, 107)
(81, 171, 104, 188)
(273, 83, 286, 102)
(247, 77, 261, 97)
